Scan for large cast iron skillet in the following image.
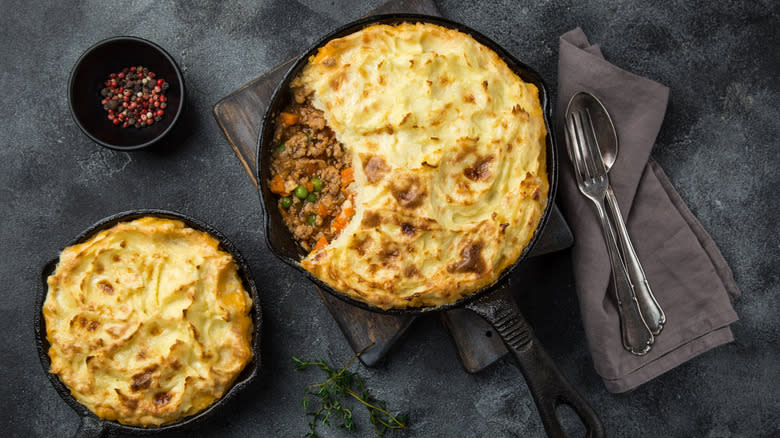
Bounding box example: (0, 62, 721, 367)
(34, 210, 262, 437)
(257, 14, 603, 437)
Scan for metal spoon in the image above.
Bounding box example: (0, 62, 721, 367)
(578, 92, 666, 335)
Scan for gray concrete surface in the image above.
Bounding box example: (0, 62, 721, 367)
(1, 1, 777, 437)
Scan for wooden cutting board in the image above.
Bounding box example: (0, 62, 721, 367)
(212, 0, 573, 372)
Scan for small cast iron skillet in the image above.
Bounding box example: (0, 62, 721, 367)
(34, 210, 262, 438)
(257, 14, 603, 438)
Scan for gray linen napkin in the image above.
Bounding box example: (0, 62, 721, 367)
(556, 28, 741, 393)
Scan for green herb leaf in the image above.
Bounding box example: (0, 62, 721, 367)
(293, 344, 408, 437)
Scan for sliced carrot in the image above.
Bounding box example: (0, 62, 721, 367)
(343, 206, 355, 218)
(280, 112, 299, 125)
(340, 167, 354, 186)
(270, 174, 286, 194)
(305, 181, 314, 192)
(313, 236, 328, 252)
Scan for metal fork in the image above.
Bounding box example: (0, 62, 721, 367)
(565, 109, 654, 356)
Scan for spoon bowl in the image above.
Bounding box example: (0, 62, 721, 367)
(567, 92, 618, 170)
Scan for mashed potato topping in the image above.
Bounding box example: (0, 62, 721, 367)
(294, 23, 549, 309)
(43, 217, 253, 426)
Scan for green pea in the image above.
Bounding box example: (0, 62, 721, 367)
(280, 196, 292, 208)
(294, 185, 308, 199)
(306, 214, 316, 226)
(306, 192, 318, 203)
(275, 143, 286, 153)
(311, 177, 323, 192)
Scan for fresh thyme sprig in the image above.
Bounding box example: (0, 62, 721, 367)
(293, 344, 408, 437)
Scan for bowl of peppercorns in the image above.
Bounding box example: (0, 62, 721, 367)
(68, 36, 185, 150)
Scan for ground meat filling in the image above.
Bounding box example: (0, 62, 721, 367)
(269, 88, 355, 252)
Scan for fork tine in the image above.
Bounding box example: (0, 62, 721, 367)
(567, 114, 586, 185)
(583, 108, 607, 176)
(564, 121, 573, 161)
(583, 109, 598, 157)
(572, 111, 594, 181)
(576, 110, 603, 182)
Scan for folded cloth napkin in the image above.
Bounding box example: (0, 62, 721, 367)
(556, 28, 741, 393)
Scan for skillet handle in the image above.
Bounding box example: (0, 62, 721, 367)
(466, 286, 604, 438)
(74, 415, 107, 438)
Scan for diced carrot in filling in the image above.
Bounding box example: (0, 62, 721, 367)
(316, 203, 328, 217)
(313, 236, 329, 251)
(279, 112, 299, 125)
(270, 174, 286, 194)
(331, 215, 349, 233)
(340, 167, 354, 187)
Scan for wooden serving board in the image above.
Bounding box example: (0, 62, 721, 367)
(213, 0, 573, 372)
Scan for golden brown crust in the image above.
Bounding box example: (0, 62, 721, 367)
(293, 22, 549, 310)
(43, 217, 253, 427)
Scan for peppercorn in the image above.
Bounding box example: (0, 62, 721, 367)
(100, 65, 170, 129)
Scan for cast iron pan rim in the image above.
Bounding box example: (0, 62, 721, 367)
(257, 13, 558, 316)
(68, 36, 186, 151)
(34, 209, 262, 435)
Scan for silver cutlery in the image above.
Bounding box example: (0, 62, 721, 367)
(565, 93, 654, 356)
(573, 92, 666, 335)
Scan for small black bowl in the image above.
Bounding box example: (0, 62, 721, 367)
(68, 37, 185, 151)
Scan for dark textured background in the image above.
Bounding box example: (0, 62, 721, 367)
(1, 1, 778, 437)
